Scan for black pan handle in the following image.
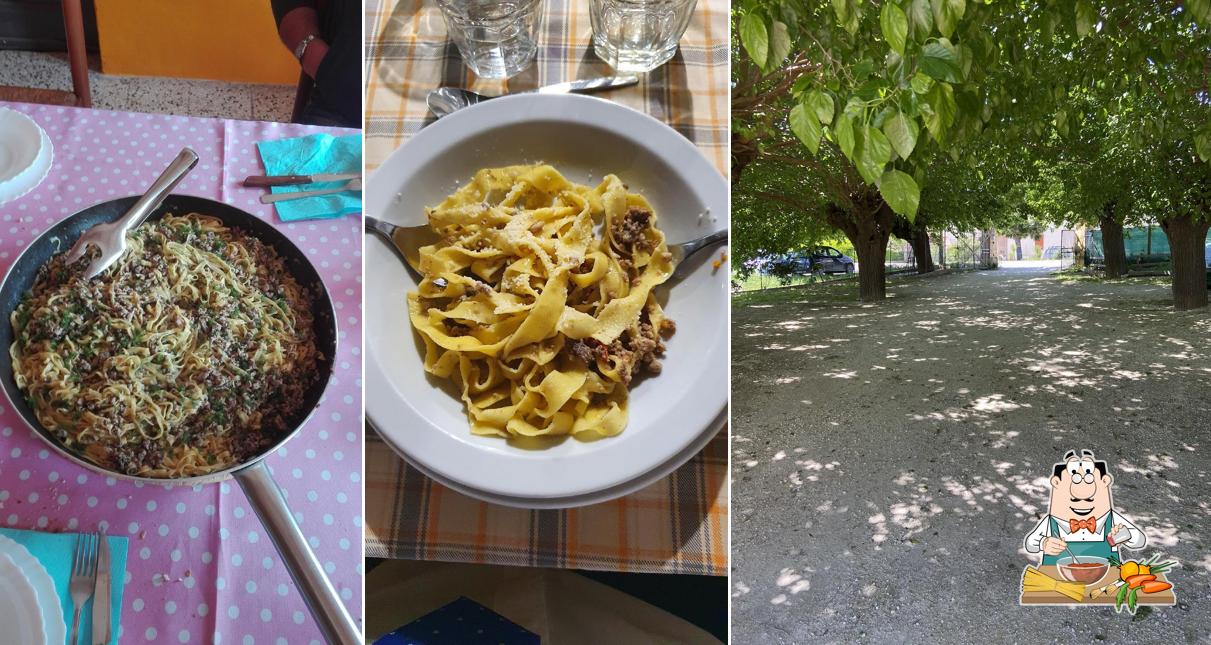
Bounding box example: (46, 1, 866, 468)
(234, 461, 361, 644)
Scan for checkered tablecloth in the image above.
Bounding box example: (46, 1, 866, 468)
(362, 0, 728, 576)
(363, 0, 728, 176)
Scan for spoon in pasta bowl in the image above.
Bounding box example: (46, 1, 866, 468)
(63, 147, 199, 279)
(366, 214, 727, 281)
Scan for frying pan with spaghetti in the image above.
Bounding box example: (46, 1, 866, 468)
(0, 194, 359, 644)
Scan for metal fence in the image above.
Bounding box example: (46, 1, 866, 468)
(1059, 229, 1077, 270)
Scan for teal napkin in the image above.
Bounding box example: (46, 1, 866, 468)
(255, 133, 362, 221)
(0, 527, 128, 644)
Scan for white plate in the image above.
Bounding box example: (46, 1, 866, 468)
(0, 536, 65, 645)
(365, 94, 728, 504)
(0, 108, 53, 205)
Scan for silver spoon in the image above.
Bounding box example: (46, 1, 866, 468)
(1064, 544, 1083, 566)
(366, 215, 727, 281)
(64, 147, 199, 279)
(427, 76, 640, 118)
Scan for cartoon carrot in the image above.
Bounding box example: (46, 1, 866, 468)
(1102, 554, 1178, 612)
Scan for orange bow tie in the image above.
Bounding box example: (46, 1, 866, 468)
(1069, 517, 1098, 534)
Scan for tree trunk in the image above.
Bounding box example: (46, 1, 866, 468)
(853, 231, 890, 301)
(731, 134, 757, 185)
(1100, 216, 1127, 278)
(911, 227, 935, 273)
(1160, 215, 1210, 310)
(891, 215, 933, 274)
(828, 199, 894, 302)
(1015, 238, 1023, 260)
(1072, 225, 1086, 269)
(979, 229, 995, 268)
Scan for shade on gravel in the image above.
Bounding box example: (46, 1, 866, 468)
(731, 267, 1210, 643)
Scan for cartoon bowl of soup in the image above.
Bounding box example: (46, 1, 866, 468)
(1056, 556, 1110, 584)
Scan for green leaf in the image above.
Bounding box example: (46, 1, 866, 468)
(879, 169, 920, 221)
(806, 91, 835, 125)
(920, 38, 962, 83)
(1191, 0, 1211, 26)
(1195, 126, 1211, 162)
(835, 0, 861, 35)
(789, 103, 823, 154)
(1075, 0, 1095, 38)
(909, 0, 933, 43)
(835, 113, 856, 160)
(855, 125, 893, 185)
(1127, 587, 1139, 613)
(791, 75, 812, 96)
(1054, 109, 1069, 137)
(1115, 583, 1130, 611)
(931, 0, 965, 39)
(832, 0, 850, 25)
(922, 81, 956, 142)
(882, 110, 919, 159)
(739, 13, 769, 69)
(880, 2, 909, 55)
(853, 58, 876, 81)
(910, 71, 934, 94)
(768, 20, 792, 69)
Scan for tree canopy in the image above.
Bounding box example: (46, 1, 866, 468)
(733, 0, 1211, 307)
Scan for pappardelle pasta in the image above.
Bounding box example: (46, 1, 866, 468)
(409, 164, 676, 438)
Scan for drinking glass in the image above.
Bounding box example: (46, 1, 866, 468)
(435, 0, 543, 79)
(589, 0, 697, 72)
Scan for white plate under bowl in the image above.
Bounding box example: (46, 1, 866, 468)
(0, 534, 63, 645)
(365, 94, 728, 505)
(0, 109, 53, 205)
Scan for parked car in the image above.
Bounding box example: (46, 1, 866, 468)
(772, 246, 856, 275)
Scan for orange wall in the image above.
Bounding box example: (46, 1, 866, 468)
(96, 1, 298, 84)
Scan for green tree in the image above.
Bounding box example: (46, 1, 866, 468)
(734, 0, 1014, 299)
(991, 1, 1211, 306)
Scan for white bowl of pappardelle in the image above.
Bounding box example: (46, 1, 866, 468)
(365, 93, 728, 507)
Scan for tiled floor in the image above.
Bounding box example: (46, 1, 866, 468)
(0, 50, 296, 122)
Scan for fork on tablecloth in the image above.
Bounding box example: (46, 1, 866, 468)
(68, 533, 99, 645)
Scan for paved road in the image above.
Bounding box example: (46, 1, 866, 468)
(732, 267, 1211, 643)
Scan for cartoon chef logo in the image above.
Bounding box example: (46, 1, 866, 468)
(1024, 449, 1145, 563)
(1019, 449, 1178, 613)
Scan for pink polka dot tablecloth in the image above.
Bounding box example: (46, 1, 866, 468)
(0, 101, 363, 643)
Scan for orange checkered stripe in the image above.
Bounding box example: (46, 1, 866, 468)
(363, 0, 729, 175)
(365, 430, 728, 576)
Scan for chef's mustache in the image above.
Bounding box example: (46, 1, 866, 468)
(1069, 496, 1094, 502)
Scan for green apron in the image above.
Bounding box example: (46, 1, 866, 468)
(1041, 511, 1117, 566)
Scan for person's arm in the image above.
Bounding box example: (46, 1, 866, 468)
(1110, 514, 1147, 550)
(272, 1, 329, 79)
(1023, 516, 1049, 554)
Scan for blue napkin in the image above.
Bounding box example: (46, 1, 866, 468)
(0, 527, 128, 645)
(255, 133, 362, 221)
(374, 596, 540, 645)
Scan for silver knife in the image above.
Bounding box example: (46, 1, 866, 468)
(536, 76, 640, 94)
(242, 172, 361, 188)
(92, 537, 111, 645)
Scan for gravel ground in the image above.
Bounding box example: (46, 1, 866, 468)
(731, 267, 1211, 644)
